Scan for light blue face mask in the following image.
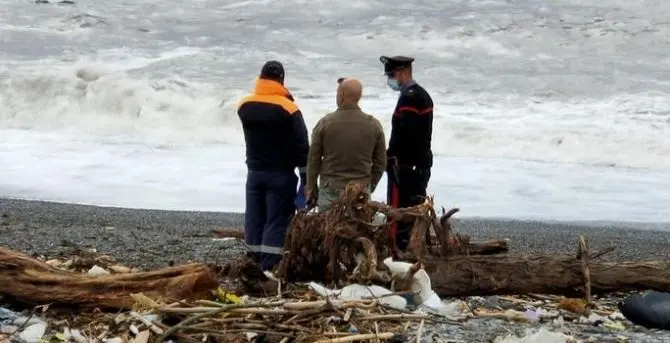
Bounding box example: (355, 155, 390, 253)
(387, 78, 401, 91)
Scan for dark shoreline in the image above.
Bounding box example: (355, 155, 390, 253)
(1, 197, 669, 270)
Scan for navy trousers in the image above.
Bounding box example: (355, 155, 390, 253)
(244, 170, 298, 271)
(387, 166, 430, 254)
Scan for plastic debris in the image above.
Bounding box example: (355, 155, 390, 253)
(215, 287, 242, 304)
(18, 322, 47, 343)
(0, 248, 663, 342)
(88, 264, 111, 276)
(309, 282, 407, 310)
(603, 321, 626, 330)
(383, 257, 468, 320)
(524, 308, 543, 323)
(494, 327, 571, 343)
(0, 307, 20, 323)
(619, 290, 670, 330)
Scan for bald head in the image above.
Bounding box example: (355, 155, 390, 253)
(337, 78, 362, 107)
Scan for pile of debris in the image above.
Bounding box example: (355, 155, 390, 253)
(0, 251, 659, 343)
(0, 251, 437, 343)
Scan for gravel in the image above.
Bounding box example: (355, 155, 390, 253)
(0, 198, 247, 269)
(1, 197, 669, 269)
(2, 197, 670, 342)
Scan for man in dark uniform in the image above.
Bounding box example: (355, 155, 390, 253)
(379, 55, 434, 256)
(237, 61, 309, 272)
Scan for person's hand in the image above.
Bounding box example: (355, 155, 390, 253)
(306, 188, 318, 208)
(294, 184, 307, 209)
(386, 156, 400, 184)
(416, 168, 431, 190)
(386, 156, 398, 171)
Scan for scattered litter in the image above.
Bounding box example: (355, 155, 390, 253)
(0, 307, 19, 323)
(383, 257, 469, 320)
(524, 308, 543, 322)
(309, 282, 408, 310)
(619, 290, 670, 330)
(0, 246, 663, 342)
(18, 322, 47, 343)
(559, 297, 587, 315)
(88, 264, 110, 276)
(494, 327, 574, 343)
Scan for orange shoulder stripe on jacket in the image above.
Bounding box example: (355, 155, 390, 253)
(238, 94, 299, 115)
(237, 78, 299, 114)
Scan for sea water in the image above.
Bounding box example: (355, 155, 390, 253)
(1, 0, 669, 222)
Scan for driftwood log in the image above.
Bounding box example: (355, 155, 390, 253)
(255, 182, 670, 299)
(425, 236, 670, 298)
(0, 247, 218, 309)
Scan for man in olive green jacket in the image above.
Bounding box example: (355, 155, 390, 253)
(306, 78, 387, 211)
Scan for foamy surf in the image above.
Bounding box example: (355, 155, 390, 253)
(0, 0, 668, 221)
(1, 62, 668, 171)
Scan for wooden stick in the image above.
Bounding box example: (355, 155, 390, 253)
(181, 327, 295, 337)
(415, 319, 424, 343)
(313, 333, 396, 343)
(228, 308, 289, 315)
(474, 310, 530, 323)
(283, 300, 376, 310)
(343, 308, 353, 322)
(322, 332, 352, 337)
(591, 246, 616, 260)
(579, 236, 592, 305)
(158, 301, 285, 313)
(129, 311, 163, 335)
(282, 300, 328, 310)
(360, 314, 428, 321)
(154, 302, 284, 342)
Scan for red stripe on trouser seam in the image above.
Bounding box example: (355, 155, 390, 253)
(389, 184, 400, 256)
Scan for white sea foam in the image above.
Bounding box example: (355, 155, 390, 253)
(1, 63, 668, 171)
(0, 0, 668, 221)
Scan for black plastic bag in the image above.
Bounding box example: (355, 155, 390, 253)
(619, 291, 670, 330)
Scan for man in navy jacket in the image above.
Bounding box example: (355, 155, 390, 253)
(237, 61, 309, 271)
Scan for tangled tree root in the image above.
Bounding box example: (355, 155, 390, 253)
(276, 183, 400, 286)
(274, 182, 497, 287)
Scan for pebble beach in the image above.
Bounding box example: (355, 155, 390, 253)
(2, 198, 670, 342)
(2, 197, 668, 270)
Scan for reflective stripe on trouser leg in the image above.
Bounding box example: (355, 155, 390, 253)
(259, 245, 283, 254)
(245, 170, 266, 263)
(246, 245, 262, 252)
(261, 171, 297, 271)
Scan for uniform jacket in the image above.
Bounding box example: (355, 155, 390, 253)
(388, 81, 433, 169)
(306, 103, 386, 194)
(237, 78, 309, 173)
